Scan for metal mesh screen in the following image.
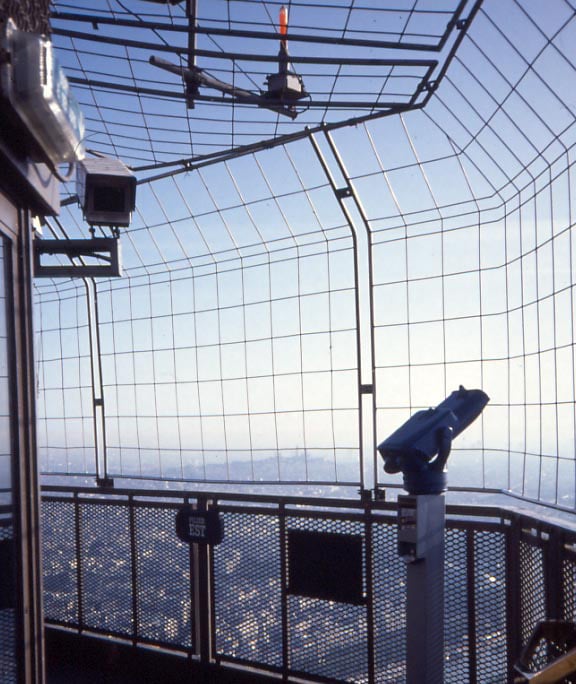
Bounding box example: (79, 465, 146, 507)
(41, 489, 576, 683)
(212, 510, 283, 668)
(79, 502, 133, 635)
(444, 527, 471, 683)
(134, 503, 192, 648)
(519, 535, 547, 646)
(563, 544, 576, 623)
(42, 498, 79, 624)
(96, 239, 360, 485)
(35, 283, 95, 477)
(0, 607, 16, 683)
(0, 523, 16, 684)
(286, 515, 368, 682)
(31, 0, 576, 516)
(371, 517, 406, 683)
(473, 529, 508, 684)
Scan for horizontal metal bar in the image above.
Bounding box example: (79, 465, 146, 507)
(53, 28, 438, 67)
(34, 237, 122, 278)
(50, 10, 448, 52)
(41, 486, 387, 511)
(40, 484, 576, 533)
(191, 94, 417, 110)
(45, 621, 194, 655)
(34, 237, 118, 257)
(69, 76, 421, 113)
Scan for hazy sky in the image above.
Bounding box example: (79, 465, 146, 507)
(34, 0, 576, 510)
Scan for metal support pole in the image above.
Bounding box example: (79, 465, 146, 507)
(185, 0, 198, 108)
(83, 277, 112, 487)
(43, 217, 112, 487)
(398, 494, 445, 684)
(307, 129, 377, 494)
(191, 497, 214, 676)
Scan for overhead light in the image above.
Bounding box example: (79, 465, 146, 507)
(77, 157, 137, 229)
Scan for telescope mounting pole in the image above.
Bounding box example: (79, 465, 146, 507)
(398, 492, 446, 684)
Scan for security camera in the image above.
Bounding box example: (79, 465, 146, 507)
(378, 386, 489, 494)
(77, 157, 136, 228)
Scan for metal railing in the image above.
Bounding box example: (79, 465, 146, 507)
(41, 485, 576, 683)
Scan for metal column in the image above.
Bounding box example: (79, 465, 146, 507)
(398, 493, 446, 684)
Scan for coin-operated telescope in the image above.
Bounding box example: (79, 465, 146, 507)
(378, 386, 489, 684)
(378, 386, 490, 495)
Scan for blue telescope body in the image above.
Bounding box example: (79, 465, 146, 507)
(378, 386, 489, 494)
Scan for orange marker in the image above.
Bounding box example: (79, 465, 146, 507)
(279, 5, 288, 49)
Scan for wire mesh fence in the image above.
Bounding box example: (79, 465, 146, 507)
(33, 0, 576, 511)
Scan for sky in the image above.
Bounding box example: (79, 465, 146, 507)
(33, 0, 576, 510)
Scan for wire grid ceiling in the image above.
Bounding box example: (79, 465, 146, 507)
(35, 0, 576, 510)
(49, 0, 477, 168)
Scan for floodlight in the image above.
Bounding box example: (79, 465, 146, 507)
(77, 157, 136, 228)
(378, 385, 489, 495)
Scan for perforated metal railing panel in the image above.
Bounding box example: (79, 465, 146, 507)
(286, 514, 369, 683)
(41, 489, 576, 683)
(134, 502, 192, 648)
(0, 607, 16, 684)
(519, 534, 547, 646)
(212, 509, 283, 669)
(473, 528, 508, 684)
(79, 501, 133, 635)
(372, 517, 406, 683)
(444, 527, 471, 682)
(42, 497, 79, 625)
(0, 523, 17, 684)
(563, 543, 576, 623)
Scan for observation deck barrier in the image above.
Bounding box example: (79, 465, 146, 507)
(41, 485, 576, 684)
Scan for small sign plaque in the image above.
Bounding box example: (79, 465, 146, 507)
(175, 507, 224, 546)
(287, 530, 364, 604)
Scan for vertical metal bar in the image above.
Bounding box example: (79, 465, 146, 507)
(208, 499, 219, 666)
(21, 211, 46, 684)
(74, 492, 84, 632)
(307, 130, 376, 493)
(403, 494, 445, 684)
(364, 504, 375, 684)
(193, 496, 212, 666)
(322, 129, 379, 492)
(83, 278, 111, 486)
(279, 502, 289, 680)
(92, 280, 111, 484)
(185, 496, 197, 659)
(129, 494, 139, 644)
(5, 224, 30, 684)
(506, 515, 522, 682)
(83, 278, 100, 481)
(185, 0, 198, 108)
(466, 528, 478, 684)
